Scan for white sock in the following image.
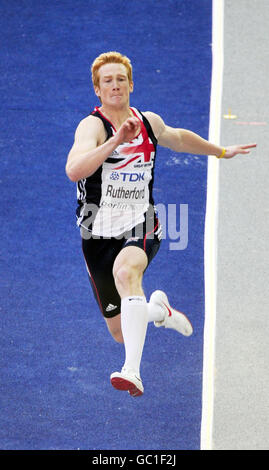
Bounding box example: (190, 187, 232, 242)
(121, 295, 148, 376)
(147, 301, 166, 323)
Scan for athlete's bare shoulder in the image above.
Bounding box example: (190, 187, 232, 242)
(78, 114, 107, 143)
(75, 114, 107, 146)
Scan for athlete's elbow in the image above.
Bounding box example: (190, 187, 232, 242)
(65, 162, 80, 182)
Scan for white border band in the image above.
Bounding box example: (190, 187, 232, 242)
(200, 0, 224, 450)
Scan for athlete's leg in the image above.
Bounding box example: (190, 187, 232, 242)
(105, 244, 147, 346)
(104, 239, 164, 344)
(111, 246, 148, 391)
(105, 314, 124, 343)
(112, 245, 148, 298)
(82, 236, 123, 344)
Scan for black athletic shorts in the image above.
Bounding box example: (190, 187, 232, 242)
(81, 209, 162, 318)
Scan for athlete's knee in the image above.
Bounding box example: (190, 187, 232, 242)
(113, 263, 142, 293)
(113, 247, 147, 296)
(113, 263, 135, 285)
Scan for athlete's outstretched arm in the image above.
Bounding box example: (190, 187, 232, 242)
(144, 111, 256, 159)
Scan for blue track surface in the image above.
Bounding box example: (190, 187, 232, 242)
(0, 0, 212, 450)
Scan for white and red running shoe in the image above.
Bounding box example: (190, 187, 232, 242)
(150, 290, 193, 336)
(110, 368, 144, 397)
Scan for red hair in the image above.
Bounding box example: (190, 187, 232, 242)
(91, 51, 133, 87)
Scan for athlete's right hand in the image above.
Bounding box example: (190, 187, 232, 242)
(115, 117, 141, 144)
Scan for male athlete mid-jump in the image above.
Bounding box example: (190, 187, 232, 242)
(66, 51, 256, 397)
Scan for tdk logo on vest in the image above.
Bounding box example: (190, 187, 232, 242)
(110, 172, 145, 182)
(121, 172, 145, 182)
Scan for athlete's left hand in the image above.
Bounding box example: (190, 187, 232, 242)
(222, 143, 257, 158)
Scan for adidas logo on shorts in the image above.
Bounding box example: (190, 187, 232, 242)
(105, 303, 118, 312)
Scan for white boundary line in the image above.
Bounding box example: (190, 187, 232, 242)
(200, 0, 224, 450)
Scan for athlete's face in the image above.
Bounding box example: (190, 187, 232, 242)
(94, 63, 133, 108)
